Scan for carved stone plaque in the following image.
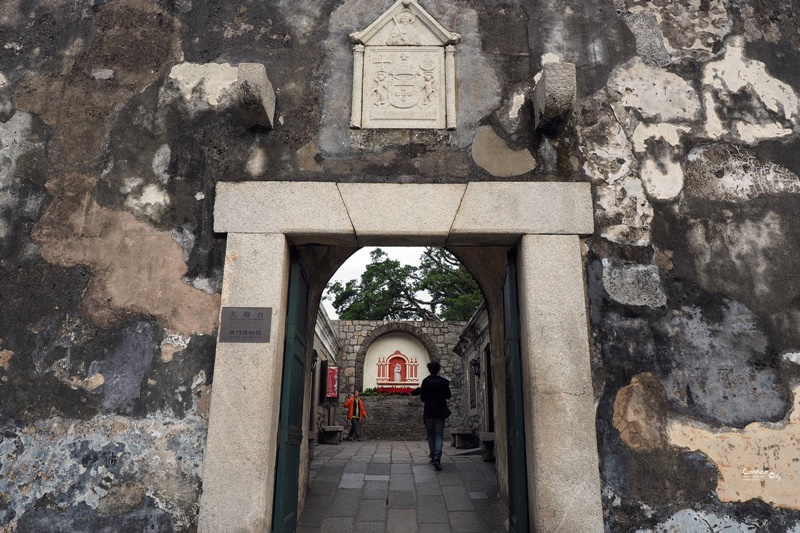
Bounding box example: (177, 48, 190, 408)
(219, 307, 272, 343)
(350, 0, 460, 130)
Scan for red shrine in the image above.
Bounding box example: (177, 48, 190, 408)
(376, 350, 419, 386)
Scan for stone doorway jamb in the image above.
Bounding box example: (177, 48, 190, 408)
(200, 181, 604, 532)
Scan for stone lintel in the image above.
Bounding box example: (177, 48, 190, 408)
(448, 182, 594, 245)
(213, 181, 357, 246)
(337, 183, 466, 246)
(214, 182, 594, 245)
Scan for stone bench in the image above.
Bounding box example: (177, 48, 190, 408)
(479, 432, 496, 462)
(320, 425, 344, 445)
(450, 427, 474, 449)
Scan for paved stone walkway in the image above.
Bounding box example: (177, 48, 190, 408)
(298, 440, 507, 533)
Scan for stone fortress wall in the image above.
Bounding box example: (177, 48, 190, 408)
(1, 0, 800, 530)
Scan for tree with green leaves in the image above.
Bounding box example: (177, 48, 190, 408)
(326, 247, 483, 321)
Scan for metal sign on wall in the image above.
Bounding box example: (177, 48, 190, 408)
(219, 307, 272, 343)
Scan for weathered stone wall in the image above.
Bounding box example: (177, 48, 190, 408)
(358, 396, 427, 441)
(1, 0, 800, 530)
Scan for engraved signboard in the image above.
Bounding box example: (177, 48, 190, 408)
(350, 0, 460, 130)
(219, 307, 272, 343)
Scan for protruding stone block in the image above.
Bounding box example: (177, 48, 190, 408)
(533, 61, 576, 134)
(237, 63, 275, 128)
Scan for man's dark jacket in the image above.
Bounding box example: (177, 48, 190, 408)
(412, 375, 452, 419)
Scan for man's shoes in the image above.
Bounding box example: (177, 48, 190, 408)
(343, 437, 352, 441)
(433, 460, 442, 471)
(429, 458, 434, 464)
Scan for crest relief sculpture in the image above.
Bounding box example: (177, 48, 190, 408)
(349, 0, 461, 130)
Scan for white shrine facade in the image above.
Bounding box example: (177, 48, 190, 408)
(376, 350, 420, 386)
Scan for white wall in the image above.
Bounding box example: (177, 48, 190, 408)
(362, 333, 431, 389)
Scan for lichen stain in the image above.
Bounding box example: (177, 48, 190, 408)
(685, 144, 800, 201)
(686, 211, 783, 302)
(1, 414, 205, 530)
(629, 0, 730, 60)
(32, 173, 219, 336)
(668, 383, 800, 510)
(13, 0, 182, 169)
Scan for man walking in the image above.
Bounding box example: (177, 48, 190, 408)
(412, 361, 451, 470)
(343, 390, 367, 441)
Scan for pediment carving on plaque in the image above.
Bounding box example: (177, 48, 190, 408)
(349, 0, 461, 130)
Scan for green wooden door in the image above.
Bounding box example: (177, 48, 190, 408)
(503, 250, 529, 533)
(272, 256, 309, 533)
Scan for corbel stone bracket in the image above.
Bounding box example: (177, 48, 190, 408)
(533, 61, 576, 134)
(237, 63, 276, 129)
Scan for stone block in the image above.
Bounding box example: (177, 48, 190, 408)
(518, 234, 604, 532)
(320, 425, 344, 445)
(214, 181, 357, 245)
(338, 183, 467, 246)
(533, 61, 576, 134)
(471, 126, 536, 177)
(237, 63, 275, 128)
(199, 234, 290, 533)
(449, 182, 594, 244)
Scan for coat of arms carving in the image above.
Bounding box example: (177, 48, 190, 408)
(349, 0, 460, 130)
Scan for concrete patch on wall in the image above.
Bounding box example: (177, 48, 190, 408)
(470, 126, 536, 177)
(602, 261, 666, 308)
(122, 183, 171, 224)
(668, 382, 800, 509)
(703, 36, 800, 144)
(613, 372, 669, 452)
(580, 107, 653, 246)
(632, 123, 689, 200)
(604, 58, 701, 201)
(0, 111, 48, 245)
(685, 144, 800, 201)
(0, 413, 206, 530)
(32, 173, 219, 335)
(607, 58, 701, 122)
(596, 175, 654, 246)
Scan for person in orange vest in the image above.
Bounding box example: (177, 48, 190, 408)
(343, 390, 367, 441)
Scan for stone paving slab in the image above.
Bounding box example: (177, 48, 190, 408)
(301, 440, 506, 532)
(442, 485, 474, 512)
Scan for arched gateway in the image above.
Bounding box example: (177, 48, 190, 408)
(199, 181, 604, 532)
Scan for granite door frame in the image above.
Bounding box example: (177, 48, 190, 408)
(198, 181, 605, 533)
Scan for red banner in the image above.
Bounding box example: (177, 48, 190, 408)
(326, 367, 339, 398)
